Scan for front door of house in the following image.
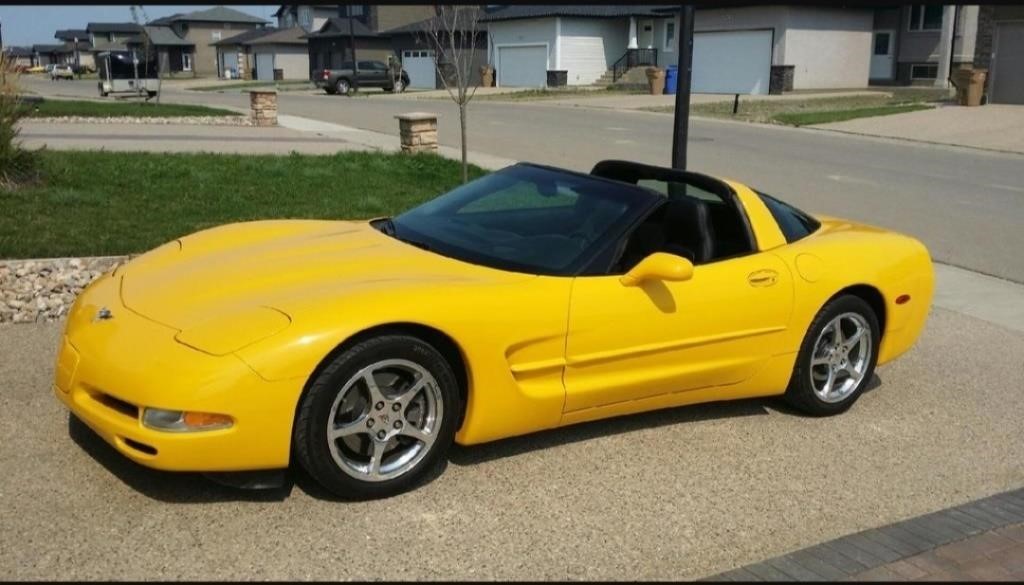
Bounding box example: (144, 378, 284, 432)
(638, 19, 655, 50)
(870, 30, 895, 80)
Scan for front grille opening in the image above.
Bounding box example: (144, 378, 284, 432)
(92, 392, 140, 419)
(122, 438, 157, 456)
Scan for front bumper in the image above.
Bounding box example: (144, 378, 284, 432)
(54, 271, 304, 472)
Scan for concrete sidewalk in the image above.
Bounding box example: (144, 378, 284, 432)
(17, 115, 517, 170)
(483, 90, 892, 111)
(814, 104, 1024, 155)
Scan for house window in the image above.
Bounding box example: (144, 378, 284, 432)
(908, 5, 944, 31)
(212, 31, 222, 41)
(910, 63, 938, 79)
(664, 21, 676, 51)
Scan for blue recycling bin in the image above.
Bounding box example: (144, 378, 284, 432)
(665, 65, 679, 95)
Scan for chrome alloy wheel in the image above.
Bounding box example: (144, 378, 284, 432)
(326, 359, 443, 482)
(809, 312, 872, 403)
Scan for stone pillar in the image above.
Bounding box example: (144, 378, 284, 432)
(249, 89, 278, 127)
(394, 112, 439, 154)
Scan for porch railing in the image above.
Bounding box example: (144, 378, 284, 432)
(611, 48, 659, 82)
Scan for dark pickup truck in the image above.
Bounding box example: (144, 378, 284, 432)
(315, 60, 411, 95)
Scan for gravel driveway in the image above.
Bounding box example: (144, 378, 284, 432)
(2, 307, 1023, 580)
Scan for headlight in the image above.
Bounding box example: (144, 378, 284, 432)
(142, 408, 233, 432)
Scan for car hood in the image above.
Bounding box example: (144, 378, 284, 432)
(120, 219, 524, 330)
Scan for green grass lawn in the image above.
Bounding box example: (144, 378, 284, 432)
(643, 88, 950, 126)
(774, 104, 933, 126)
(471, 86, 648, 101)
(0, 151, 485, 259)
(21, 99, 241, 119)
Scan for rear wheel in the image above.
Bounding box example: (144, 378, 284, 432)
(293, 334, 460, 499)
(335, 78, 351, 96)
(785, 295, 879, 416)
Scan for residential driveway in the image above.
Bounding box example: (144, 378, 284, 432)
(815, 104, 1024, 155)
(2, 305, 1024, 580)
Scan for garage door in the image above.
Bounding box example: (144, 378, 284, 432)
(991, 23, 1024, 105)
(692, 30, 772, 95)
(402, 50, 437, 89)
(255, 52, 274, 81)
(498, 44, 547, 88)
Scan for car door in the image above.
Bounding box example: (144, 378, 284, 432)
(358, 61, 385, 86)
(563, 229, 794, 413)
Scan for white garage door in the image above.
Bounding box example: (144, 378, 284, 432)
(402, 50, 437, 89)
(498, 44, 547, 88)
(693, 30, 772, 95)
(256, 52, 274, 81)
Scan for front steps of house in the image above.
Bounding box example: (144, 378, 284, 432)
(591, 66, 650, 88)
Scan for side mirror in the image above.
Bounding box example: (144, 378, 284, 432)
(620, 252, 694, 287)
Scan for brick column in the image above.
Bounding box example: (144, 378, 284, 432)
(249, 89, 278, 127)
(394, 112, 439, 154)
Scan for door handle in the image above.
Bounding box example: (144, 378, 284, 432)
(748, 270, 778, 287)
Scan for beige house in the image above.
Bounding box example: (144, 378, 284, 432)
(149, 6, 268, 77)
(214, 27, 310, 80)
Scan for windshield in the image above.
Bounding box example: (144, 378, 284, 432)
(388, 164, 658, 276)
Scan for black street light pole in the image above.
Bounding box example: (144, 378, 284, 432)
(671, 5, 695, 170)
(342, 4, 359, 92)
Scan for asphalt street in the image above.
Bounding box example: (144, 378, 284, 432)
(5, 77, 1024, 580)
(2, 308, 1024, 580)
(26, 77, 1024, 282)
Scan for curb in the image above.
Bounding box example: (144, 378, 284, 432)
(703, 487, 1024, 581)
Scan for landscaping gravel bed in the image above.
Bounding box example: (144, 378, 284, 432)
(28, 115, 251, 126)
(0, 257, 127, 324)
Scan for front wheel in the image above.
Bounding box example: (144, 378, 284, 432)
(293, 334, 461, 499)
(388, 79, 405, 93)
(784, 295, 880, 416)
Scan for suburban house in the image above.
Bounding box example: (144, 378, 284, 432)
(301, 4, 436, 77)
(2, 46, 35, 68)
(274, 4, 341, 33)
(973, 5, 1024, 104)
(30, 44, 68, 67)
(125, 26, 197, 77)
(480, 3, 1020, 101)
(53, 29, 95, 70)
(85, 22, 144, 55)
(148, 6, 269, 77)
(214, 27, 310, 80)
(385, 7, 489, 89)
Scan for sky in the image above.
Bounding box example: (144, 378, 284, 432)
(0, 5, 275, 47)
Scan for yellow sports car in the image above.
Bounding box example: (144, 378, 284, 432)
(54, 160, 933, 499)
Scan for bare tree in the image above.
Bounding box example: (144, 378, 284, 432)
(420, 6, 483, 183)
(129, 5, 161, 103)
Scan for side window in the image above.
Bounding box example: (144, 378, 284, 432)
(755, 191, 821, 243)
(633, 178, 754, 261)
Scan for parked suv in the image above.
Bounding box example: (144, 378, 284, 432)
(315, 60, 410, 95)
(50, 64, 75, 80)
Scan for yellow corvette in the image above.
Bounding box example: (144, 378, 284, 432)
(54, 160, 933, 498)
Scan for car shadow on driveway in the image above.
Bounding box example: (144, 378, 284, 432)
(66, 375, 880, 502)
(447, 374, 882, 467)
(68, 415, 296, 504)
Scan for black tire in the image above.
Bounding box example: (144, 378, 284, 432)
(335, 78, 351, 96)
(293, 334, 461, 499)
(784, 294, 880, 416)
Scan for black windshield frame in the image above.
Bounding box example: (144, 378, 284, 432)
(386, 163, 663, 277)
